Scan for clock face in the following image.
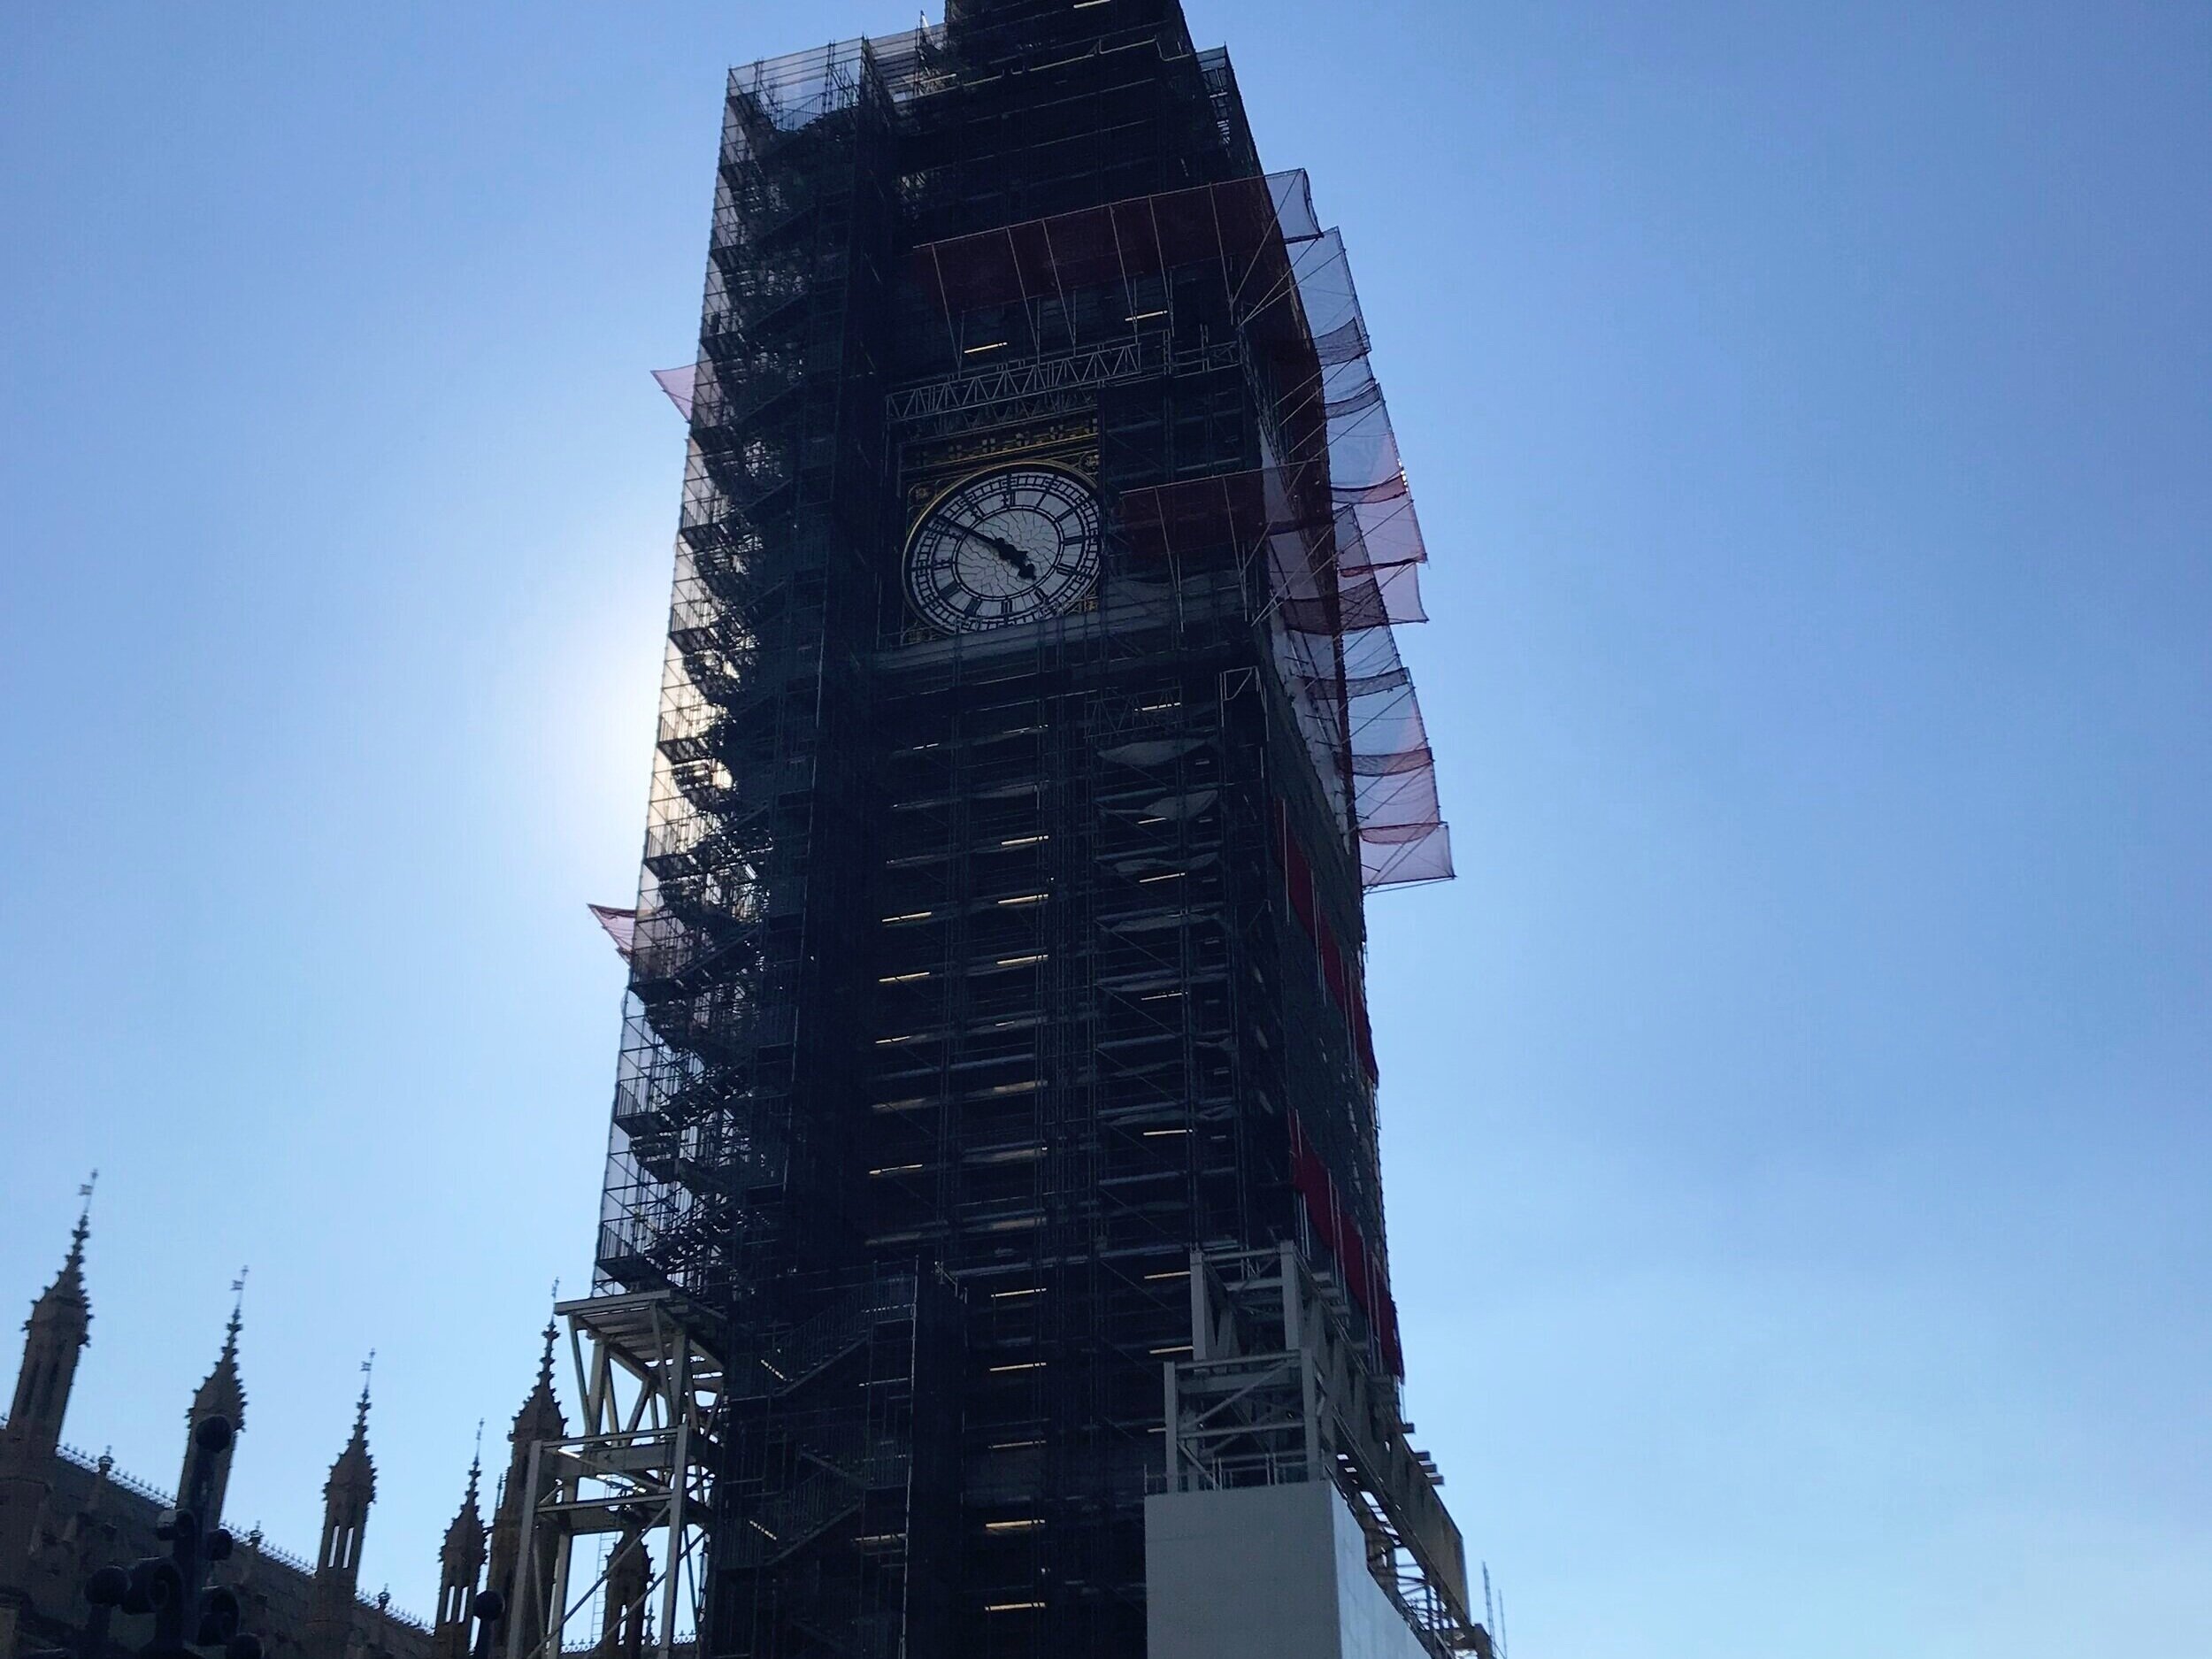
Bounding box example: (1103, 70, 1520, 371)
(904, 464, 1102, 634)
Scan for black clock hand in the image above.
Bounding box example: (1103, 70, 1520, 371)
(972, 530, 1035, 576)
(966, 528, 1039, 580)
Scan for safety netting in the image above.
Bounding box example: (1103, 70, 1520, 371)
(665, 165, 1453, 889)
(1264, 215, 1450, 890)
(651, 365, 697, 419)
(910, 169, 1451, 889)
(588, 902, 638, 959)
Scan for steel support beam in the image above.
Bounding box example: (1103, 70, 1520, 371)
(503, 1292, 723, 1659)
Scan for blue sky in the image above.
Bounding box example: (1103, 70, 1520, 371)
(2, 3, 2206, 1654)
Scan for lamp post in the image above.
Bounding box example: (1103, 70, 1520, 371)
(467, 1592, 505, 1659)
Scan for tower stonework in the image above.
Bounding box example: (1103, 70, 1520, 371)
(432, 1456, 488, 1659)
(587, 2, 1463, 1655)
(0, 1214, 90, 1658)
(179, 1305, 247, 1528)
(484, 1322, 565, 1659)
(304, 1388, 378, 1659)
(595, 1524, 649, 1659)
(0, 1215, 435, 1659)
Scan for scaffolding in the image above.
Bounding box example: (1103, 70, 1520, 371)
(502, 1294, 723, 1659)
(1163, 1244, 1481, 1658)
(910, 166, 1450, 888)
(599, 35, 902, 1313)
(588, 6, 1465, 1656)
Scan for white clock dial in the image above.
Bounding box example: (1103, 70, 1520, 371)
(904, 464, 1102, 634)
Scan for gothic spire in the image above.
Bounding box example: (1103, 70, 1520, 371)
(27, 1174, 95, 1335)
(326, 1358, 377, 1504)
(447, 1432, 484, 1542)
(6, 1184, 95, 1443)
(188, 1279, 248, 1432)
(486, 1311, 565, 1659)
(440, 1437, 488, 1563)
(176, 1273, 248, 1520)
(509, 1313, 565, 1449)
(305, 1358, 377, 1659)
(433, 1427, 491, 1655)
(0, 1181, 98, 1580)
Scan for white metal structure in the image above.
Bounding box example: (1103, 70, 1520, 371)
(1161, 1243, 1483, 1658)
(503, 1291, 722, 1659)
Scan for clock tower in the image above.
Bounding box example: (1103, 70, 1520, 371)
(583, 4, 1460, 1657)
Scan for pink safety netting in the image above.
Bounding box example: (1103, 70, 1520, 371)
(1027, 180, 1449, 891)
(1256, 219, 1449, 890)
(589, 902, 639, 959)
(680, 169, 1453, 889)
(652, 364, 698, 420)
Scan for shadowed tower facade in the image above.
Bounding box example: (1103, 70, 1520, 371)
(587, 1, 1460, 1655)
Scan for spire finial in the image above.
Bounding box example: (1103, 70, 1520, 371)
(357, 1349, 376, 1425)
(227, 1267, 248, 1346)
(467, 1418, 484, 1499)
(538, 1291, 558, 1387)
(69, 1170, 96, 1263)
